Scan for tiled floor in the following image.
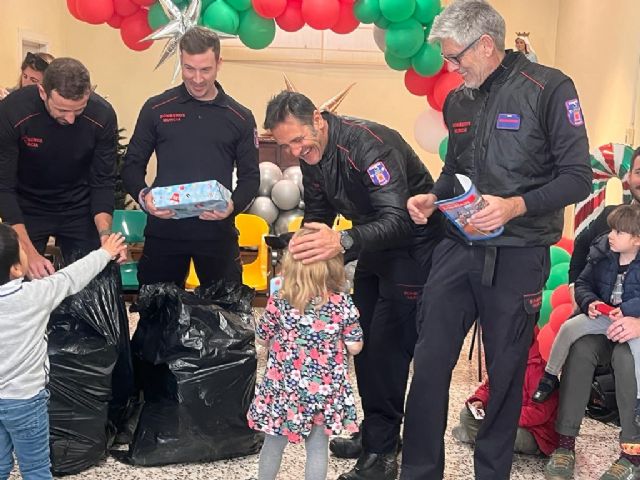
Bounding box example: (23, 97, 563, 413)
(9, 311, 621, 480)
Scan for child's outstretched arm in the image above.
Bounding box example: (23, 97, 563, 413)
(24, 233, 126, 311)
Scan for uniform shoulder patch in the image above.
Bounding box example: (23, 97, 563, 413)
(565, 99, 584, 127)
(367, 161, 391, 186)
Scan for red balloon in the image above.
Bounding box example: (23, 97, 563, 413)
(537, 324, 556, 362)
(276, 1, 305, 32)
(550, 284, 572, 309)
(132, 0, 155, 5)
(426, 93, 442, 112)
(331, 0, 359, 34)
(76, 0, 115, 24)
(340, 0, 356, 3)
(302, 0, 340, 30)
(120, 10, 153, 51)
(107, 13, 124, 28)
(549, 303, 575, 333)
(433, 72, 464, 112)
(67, 0, 84, 20)
(405, 68, 439, 97)
(555, 237, 575, 255)
(114, 0, 139, 17)
(252, 0, 287, 19)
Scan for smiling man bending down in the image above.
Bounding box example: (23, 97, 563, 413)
(264, 91, 444, 480)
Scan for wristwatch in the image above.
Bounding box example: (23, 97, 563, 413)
(98, 229, 112, 237)
(339, 230, 354, 252)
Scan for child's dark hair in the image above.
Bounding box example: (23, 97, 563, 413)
(607, 204, 640, 236)
(0, 224, 20, 285)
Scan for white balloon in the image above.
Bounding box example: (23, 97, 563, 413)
(373, 26, 386, 53)
(414, 108, 449, 154)
(258, 162, 283, 197)
(283, 165, 303, 193)
(248, 196, 279, 225)
(274, 208, 305, 235)
(271, 179, 301, 210)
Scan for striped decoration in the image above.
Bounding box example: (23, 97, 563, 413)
(574, 143, 633, 236)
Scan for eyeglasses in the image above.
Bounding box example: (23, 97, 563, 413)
(442, 36, 483, 65)
(25, 52, 50, 72)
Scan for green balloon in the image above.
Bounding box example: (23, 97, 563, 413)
(238, 10, 275, 50)
(413, 0, 441, 25)
(203, 0, 240, 34)
(354, 0, 381, 24)
(438, 136, 448, 161)
(546, 262, 569, 290)
(384, 50, 412, 70)
(538, 290, 553, 327)
(380, 0, 415, 23)
(411, 42, 443, 75)
(385, 19, 424, 59)
(227, 0, 252, 10)
(374, 15, 391, 29)
(202, 0, 216, 10)
(550, 245, 572, 266)
(148, 3, 169, 29)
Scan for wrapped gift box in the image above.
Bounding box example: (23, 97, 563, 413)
(152, 180, 232, 219)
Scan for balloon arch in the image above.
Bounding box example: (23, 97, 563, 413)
(66, 0, 461, 155)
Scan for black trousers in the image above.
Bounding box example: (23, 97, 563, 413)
(25, 212, 100, 259)
(401, 239, 549, 480)
(556, 335, 640, 444)
(353, 237, 438, 454)
(137, 235, 243, 288)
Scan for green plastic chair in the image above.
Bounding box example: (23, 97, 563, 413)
(112, 209, 147, 291)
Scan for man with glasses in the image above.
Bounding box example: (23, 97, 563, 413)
(264, 90, 444, 480)
(400, 2, 591, 479)
(0, 57, 120, 277)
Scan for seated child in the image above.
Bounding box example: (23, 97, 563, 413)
(0, 224, 126, 480)
(452, 326, 559, 456)
(533, 205, 640, 423)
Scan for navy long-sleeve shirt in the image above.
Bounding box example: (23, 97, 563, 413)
(0, 85, 117, 225)
(122, 82, 259, 240)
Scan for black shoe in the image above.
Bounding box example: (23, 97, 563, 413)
(532, 374, 559, 403)
(330, 430, 363, 459)
(337, 452, 398, 480)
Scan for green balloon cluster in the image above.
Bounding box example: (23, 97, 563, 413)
(538, 289, 553, 327)
(147, 0, 275, 50)
(354, 0, 443, 74)
(546, 262, 570, 291)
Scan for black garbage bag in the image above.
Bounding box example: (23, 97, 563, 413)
(48, 262, 128, 475)
(126, 281, 262, 466)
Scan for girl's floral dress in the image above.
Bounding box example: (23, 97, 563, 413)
(247, 291, 363, 443)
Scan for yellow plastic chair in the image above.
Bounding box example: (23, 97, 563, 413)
(185, 259, 199, 290)
(236, 213, 270, 291)
(333, 215, 352, 231)
(287, 215, 304, 232)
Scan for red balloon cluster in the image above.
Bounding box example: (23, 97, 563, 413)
(253, 0, 359, 34)
(67, 0, 153, 51)
(403, 65, 463, 112)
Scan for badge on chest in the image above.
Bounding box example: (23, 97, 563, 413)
(496, 113, 521, 130)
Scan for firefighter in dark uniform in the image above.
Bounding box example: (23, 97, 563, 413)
(264, 90, 444, 480)
(0, 57, 119, 278)
(122, 27, 259, 287)
(400, 2, 592, 480)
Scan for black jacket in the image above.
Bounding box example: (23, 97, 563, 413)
(302, 112, 443, 251)
(434, 52, 591, 247)
(575, 234, 640, 317)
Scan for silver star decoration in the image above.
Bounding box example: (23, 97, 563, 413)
(142, 0, 234, 82)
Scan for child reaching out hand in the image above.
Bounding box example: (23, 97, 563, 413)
(248, 227, 363, 480)
(0, 224, 126, 480)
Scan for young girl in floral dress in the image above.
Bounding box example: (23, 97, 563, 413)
(248, 228, 363, 480)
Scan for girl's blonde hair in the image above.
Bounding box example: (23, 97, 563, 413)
(279, 227, 346, 312)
